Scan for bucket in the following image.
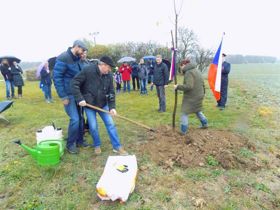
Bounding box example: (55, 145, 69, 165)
(36, 126, 63, 144)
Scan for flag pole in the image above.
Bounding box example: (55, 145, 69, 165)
(171, 30, 177, 130)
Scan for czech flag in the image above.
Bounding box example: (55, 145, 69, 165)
(169, 47, 176, 81)
(208, 35, 224, 101)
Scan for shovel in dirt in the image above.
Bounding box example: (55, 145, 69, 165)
(85, 103, 155, 132)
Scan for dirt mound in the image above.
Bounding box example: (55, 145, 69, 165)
(140, 126, 262, 170)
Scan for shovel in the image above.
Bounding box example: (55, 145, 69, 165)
(85, 103, 155, 132)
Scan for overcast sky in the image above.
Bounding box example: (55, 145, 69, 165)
(0, 0, 279, 61)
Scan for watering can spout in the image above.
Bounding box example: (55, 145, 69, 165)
(13, 140, 22, 145)
(14, 140, 40, 159)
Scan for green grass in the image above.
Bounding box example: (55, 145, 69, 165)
(0, 64, 280, 209)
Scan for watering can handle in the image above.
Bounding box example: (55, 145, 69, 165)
(13, 140, 22, 145)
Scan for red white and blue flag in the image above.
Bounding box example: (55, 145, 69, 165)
(208, 35, 224, 101)
(169, 47, 176, 81)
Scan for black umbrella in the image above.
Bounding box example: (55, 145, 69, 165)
(0, 56, 21, 64)
(47, 57, 56, 71)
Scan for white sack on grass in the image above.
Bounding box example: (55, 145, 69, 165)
(96, 155, 138, 202)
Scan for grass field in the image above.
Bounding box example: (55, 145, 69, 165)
(0, 64, 280, 209)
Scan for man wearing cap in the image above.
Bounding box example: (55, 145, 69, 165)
(217, 53, 231, 110)
(53, 40, 89, 154)
(71, 56, 128, 155)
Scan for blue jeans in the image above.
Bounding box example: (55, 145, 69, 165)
(42, 85, 52, 100)
(140, 79, 147, 94)
(63, 96, 84, 147)
(5, 80, 15, 98)
(181, 111, 207, 126)
(123, 80, 131, 92)
(85, 105, 121, 150)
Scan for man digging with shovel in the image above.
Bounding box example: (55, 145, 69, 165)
(71, 56, 128, 155)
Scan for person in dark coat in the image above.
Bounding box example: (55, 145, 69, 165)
(147, 59, 155, 90)
(138, 58, 149, 94)
(217, 53, 231, 110)
(11, 61, 24, 98)
(79, 50, 90, 132)
(114, 67, 122, 93)
(53, 40, 89, 154)
(71, 56, 128, 155)
(174, 59, 208, 134)
(153, 55, 169, 112)
(40, 62, 53, 103)
(0, 59, 15, 99)
(131, 62, 140, 91)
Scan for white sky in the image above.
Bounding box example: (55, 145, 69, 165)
(0, 0, 279, 61)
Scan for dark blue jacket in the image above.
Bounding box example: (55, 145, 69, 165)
(221, 61, 231, 87)
(153, 62, 169, 86)
(53, 48, 82, 99)
(0, 64, 12, 81)
(40, 68, 52, 86)
(131, 62, 139, 77)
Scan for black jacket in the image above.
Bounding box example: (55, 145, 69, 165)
(71, 64, 116, 110)
(153, 62, 169, 86)
(0, 64, 12, 81)
(11, 65, 24, 86)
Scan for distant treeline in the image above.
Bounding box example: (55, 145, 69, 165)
(20, 62, 41, 71)
(227, 55, 277, 64)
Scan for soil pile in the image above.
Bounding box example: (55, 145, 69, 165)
(140, 126, 262, 170)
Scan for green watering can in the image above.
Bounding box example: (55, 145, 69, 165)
(14, 140, 60, 167)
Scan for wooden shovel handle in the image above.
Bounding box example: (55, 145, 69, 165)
(85, 103, 155, 132)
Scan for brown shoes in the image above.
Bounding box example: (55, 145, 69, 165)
(94, 147, 102, 155)
(94, 146, 128, 155)
(113, 147, 128, 155)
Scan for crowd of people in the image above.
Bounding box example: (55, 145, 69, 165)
(113, 57, 158, 95)
(1, 39, 231, 155)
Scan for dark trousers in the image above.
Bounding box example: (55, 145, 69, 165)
(217, 83, 228, 107)
(132, 75, 140, 90)
(116, 83, 121, 93)
(17, 86, 22, 95)
(156, 85, 166, 111)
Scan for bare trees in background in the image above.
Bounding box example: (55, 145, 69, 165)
(177, 26, 214, 73)
(177, 27, 198, 60)
(84, 25, 214, 72)
(195, 47, 214, 73)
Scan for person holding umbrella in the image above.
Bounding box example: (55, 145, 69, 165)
(119, 62, 132, 93)
(10, 61, 24, 98)
(53, 40, 89, 154)
(0, 59, 15, 99)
